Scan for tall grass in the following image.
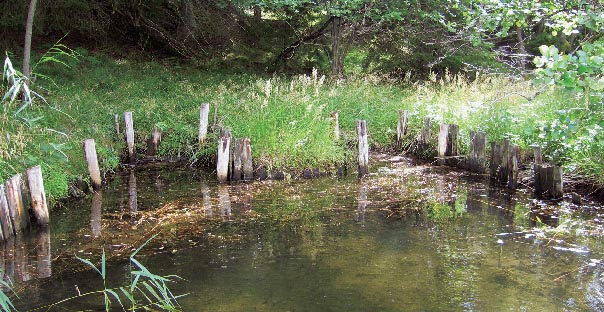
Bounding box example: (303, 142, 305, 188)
(1, 51, 601, 202)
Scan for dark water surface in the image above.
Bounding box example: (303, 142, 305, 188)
(8, 157, 604, 311)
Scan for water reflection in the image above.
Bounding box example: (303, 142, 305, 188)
(128, 170, 137, 213)
(218, 185, 231, 218)
(36, 227, 51, 278)
(201, 181, 212, 217)
(356, 182, 367, 224)
(90, 191, 102, 238)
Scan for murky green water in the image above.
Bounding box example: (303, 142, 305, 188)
(7, 157, 604, 311)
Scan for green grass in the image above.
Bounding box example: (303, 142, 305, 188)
(1, 51, 602, 203)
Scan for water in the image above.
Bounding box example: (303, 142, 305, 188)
(7, 157, 604, 311)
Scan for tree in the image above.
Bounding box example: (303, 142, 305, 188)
(23, 0, 37, 80)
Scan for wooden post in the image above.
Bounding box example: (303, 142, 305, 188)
(437, 124, 449, 166)
(331, 111, 340, 141)
(468, 131, 487, 173)
(397, 110, 409, 147)
(6, 174, 28, 233)
(507, 145, 519, 189)
(242, 138, 253, 180)
(0, 185, 12, 240)
(146, 126, 162, 157)
(231, 138, 243, 182)
(114, 114, 120, 135)
(83, 139, 102, 190)
(418, 117, 432, 156)
(552, 166, 564, 199)
(199, 103, 210, 144)
(26, 166, 49, 226)
(498, 139, 510, 184)
(437, 124, 459, 166)
(533, 146, 543, 195)
(124, 111, 135, 163)
(217, 129, 231, 183)
(490, 142, 500, 178)
(357, 120, 369, 177)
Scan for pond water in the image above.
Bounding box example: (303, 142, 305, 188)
(6, 156, 604, 311)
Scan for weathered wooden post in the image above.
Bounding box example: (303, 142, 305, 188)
(533, 146, 543, 195)
(83, 139, 102, 190)
(6, 174, 28, 233)
(507, 144, 520, 189)
(468, 131, 487, 173)
(242, 138, 254, 180)
(124, 111, 135, 163)
(331, 111, 340, 141)
(231, 138, 244, 181)
(114, 114, 120, 135)
(490, 142, 501, 178)
(27, 166, 49, 226)
(498, 139, 510, 184)
(357, 120, 369, 177)
(199, 103, 210, 144)
(146, 126, 162, 157)
(552, 166, 564, 199)
(0, 185, 12, 240)
(397, 110, 409, 147)
(217, 129, 231, 183)
(437, 124, 459, 166)
(418, 117, 432, 156)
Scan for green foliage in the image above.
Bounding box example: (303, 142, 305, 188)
(0, 274, 16, 312)
(55, 236, 185, 311)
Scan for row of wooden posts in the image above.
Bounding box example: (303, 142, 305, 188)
(0, 166, 50, 243)
(396, 111, 564, 199)
(81, 105, 565, 209)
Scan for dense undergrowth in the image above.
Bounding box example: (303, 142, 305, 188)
(1, 50, 602, 204)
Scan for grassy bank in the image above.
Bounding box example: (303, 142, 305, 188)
(1, 51, 602, 203)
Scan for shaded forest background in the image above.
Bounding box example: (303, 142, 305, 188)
(0, 0, 547, 77)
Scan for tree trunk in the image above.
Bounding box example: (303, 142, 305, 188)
(23, 0, 38, 79)
(515, 26, 527, 71)
(331, 16, 344, 77)
(176, 0, 196, 44)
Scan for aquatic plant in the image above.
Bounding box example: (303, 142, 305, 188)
(0, 274, 17, 312)
(42, 235, 185, 311)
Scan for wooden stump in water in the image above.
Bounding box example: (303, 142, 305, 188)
(5, 174, 28, 233)
(437, 124, 458, 166)
(146, 126, 162, 157)
(242, 138, 253, 181)
(507, 145, 520, 189)
(489, 140, 519, 189)
(418, 117, 432, 157)
(397, 110, 409, 148)
(533, 146, 543, 195)
(199, 103, 210, 144)
(231, 138, 244, 182)
(331, 111, 340, 141)
(83, 139, 102, 190)
(217, 129, 232, 183)
(532, 145, 564, 199)
(124, 111, 135, 163)
(27, 166, 49, 226)
(0, 185, 12, 240)
(468, 131, 487, 173)
(356, 120, 369, 177)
